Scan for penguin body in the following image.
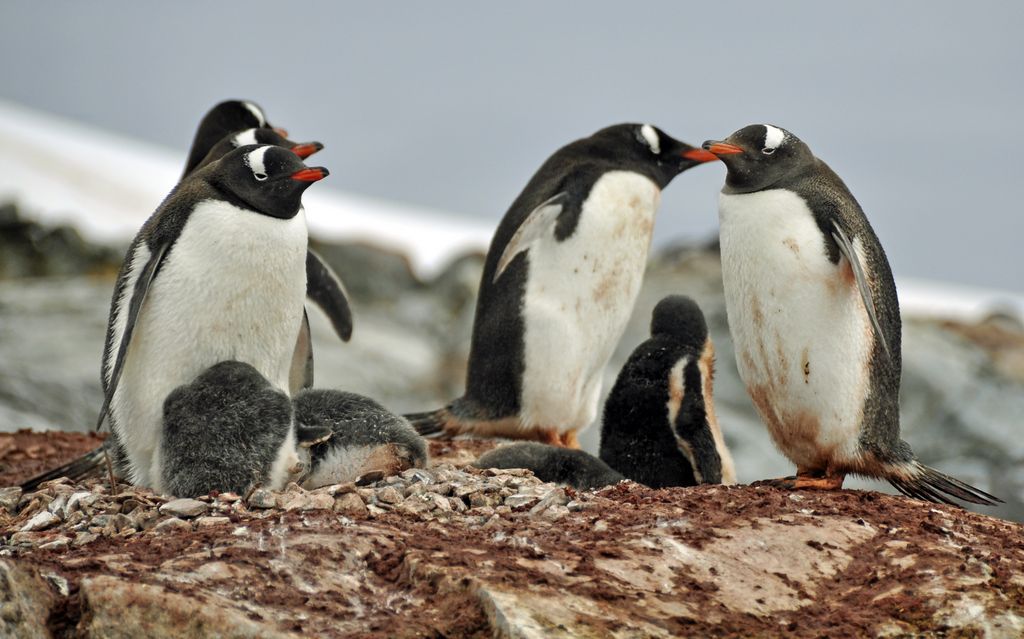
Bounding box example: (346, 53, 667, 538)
(161, 361, 300, 497)
(704, 124, 998, 505)
(100, 144, 328, 490)
(294, 389, 427, 488)
(408, 124, 716, 447)
(474, 442, 624, 491)
(600, 295, 735, 488)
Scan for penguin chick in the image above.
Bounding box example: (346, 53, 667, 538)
(475, 442, 625, 490)
(405, 124, 717, 448)
(600, 295, 736, 488)
(704, 123, 999, 506)
(161, 361, 300, 498)
(294, 389, 427, 489)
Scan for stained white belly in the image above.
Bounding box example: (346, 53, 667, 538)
(519, 171, 659, 433)
(109, 200, 308, 489)
(719, 189, 872, 469)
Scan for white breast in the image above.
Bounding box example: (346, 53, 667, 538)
(519, 171, 660, 434)
(718, 189, 873, 470)
(110, 199, 308, 489)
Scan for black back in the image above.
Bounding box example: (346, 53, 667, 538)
(460, 124, 709, 419)
(600, 295, 722, 487)
(182, 100, 272, 176)
(475, 442, 625, 491)
(161, 361, 293, 497)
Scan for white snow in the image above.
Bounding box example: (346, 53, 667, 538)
(0, 98, 1021, 319)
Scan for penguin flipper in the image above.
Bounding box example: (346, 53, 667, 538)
(493, 192, 568, 283)
(20, 442, 109, 491)
(830, 222, 891, 361)
(305, 249, 353, 342)
(95, 241, 170, 432)
(288, 309, 315, 395)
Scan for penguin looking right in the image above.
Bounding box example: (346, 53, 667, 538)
(406, 124, 717, 449)
(600, 295, 736, 488)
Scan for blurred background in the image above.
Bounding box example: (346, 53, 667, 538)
(1, 3, 1022, 519)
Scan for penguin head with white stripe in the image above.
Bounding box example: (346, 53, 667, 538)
(650, 295, 708, 347)
(184, 99, 290, 176)
(702, 124, 814, 193)
(580, 123, 717, 188)
(207, 144, 329, 220)
(192, 128, 325, 174)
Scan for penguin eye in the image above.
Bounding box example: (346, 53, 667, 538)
(254, 172, 268, 181)
(762, 147, 776, 156)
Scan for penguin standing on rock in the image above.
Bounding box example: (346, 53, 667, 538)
(600, 295, 736, 488)
(406, 124, 717, 448)
(161, 361, 303, 497)
(704, 124, 1000, 506)
(96, 144, 328, 491)
(294, 389, 427, 488)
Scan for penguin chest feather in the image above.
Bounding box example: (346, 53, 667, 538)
(112, 200, 308, 488)
(719, 189, 873, 470)
(520, 171, 659, 432)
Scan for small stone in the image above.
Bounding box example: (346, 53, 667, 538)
(376, 486, 403, 505)
(482, 514, 503, 529)
(247, 489, 277, 509)
(102, 514, 133, 534)
(505, 494, 539, 509)
(529, 488, 568, 515)
(433, 482, 452, 496)
(73, 532, 99, 546)
(404, 483, 427, 498)
(8, 532, 41, 545)
(334, 492, 368, 516)
(65, 491, 96, 516)
(366, 504, 387, 516)
(593, 519, 609, 532)
(0, 487, 22, 511)
(129, 509, 159, 530)
(356, 488, 375, 502)
(195, 516, 231, 528)
(448, 497, 467, 513)
(159, 498, 209, 518)
(313, 483, 355, 497)
(21, 511, 60, 532)
(47, 494, 68, 516)
(231, 526, 249, 536)
(154, 517, 192, 533)
(542, 505, 570, 521)
(217, 492, 241, 503)
(355, 470, 386, 486)
(307, 493, 334, 510)
(39, 537, 71, 551)
(431, 494, 452, 512)
(119, 499, 142, 514)
(469, 492, 500, 509)
(281, 493, 312, 511)
(399, 498, 433, 516)
(45, 572, 70, 597)
(454, 483, 480, 498)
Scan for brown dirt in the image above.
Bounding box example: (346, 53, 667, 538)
(0, 429, 106, 486)
(4, 432, 1023, 638)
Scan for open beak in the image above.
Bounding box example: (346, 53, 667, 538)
(682, 148, 719, 163)
(290, 142, 324, 159)
(291, 167, 329, 182)
(702, 141, 744, 156)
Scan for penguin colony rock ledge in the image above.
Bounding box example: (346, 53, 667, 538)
(2, 439, 1023, 638)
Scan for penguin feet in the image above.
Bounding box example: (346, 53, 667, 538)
(754, 470, 846, 491)
(560, 430, 581, 449)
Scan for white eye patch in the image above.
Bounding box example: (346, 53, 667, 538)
(242, 101, 267, 128)
(244, 146, 271, 180)
(762, 124, 785, 154)
(232, 129, 259, 147)
(640, 124, 661, 154)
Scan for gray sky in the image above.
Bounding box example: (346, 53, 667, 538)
(2, 2, 1021, 291)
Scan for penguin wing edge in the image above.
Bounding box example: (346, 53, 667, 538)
(830, 221, 892, 362)
(493, 192, 568, 283)
(95, 241, 170, 432)
(305, 249, 354, 342)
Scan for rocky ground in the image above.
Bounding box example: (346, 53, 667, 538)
(2, 436, 1024, 638)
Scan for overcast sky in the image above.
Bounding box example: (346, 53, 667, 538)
(1, 2, 1021, 291)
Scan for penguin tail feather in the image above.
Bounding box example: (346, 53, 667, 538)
(403, 408, 454, 437)
(887, 461, 1002, 507)
(20, 445, 107, 492)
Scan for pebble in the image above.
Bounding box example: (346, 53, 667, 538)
(153, 517, 192, 533)
(21, 511, 60, 532)
(0, 487, 22, 512)
(334, 492, 368, 516)
(73, 532, 99, 546)
(248, 489, 277, 509)
(307, 493, 335, 511)
(530, 488, 568, 515)
(377, 486, 403, 505)
(159, 498, 209, 518)
(505, 494, 539, 509)
(195, 516, 232, 528)
(38, 537, 70, 551)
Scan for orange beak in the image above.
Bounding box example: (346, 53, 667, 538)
(702, 141, 744, 156)
(682, 148, 719, 163)
(291, 142, 324, 159)
(291, 167, 329, 182)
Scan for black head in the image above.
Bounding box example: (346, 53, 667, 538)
(581, 123, 717, 188)
(650, 295, 708, 346)
(205, 144, 329, 220)
(183, 99, 283, 176)
(190, 360, 270, 393)
(702, 124, 815, 193)
(191, 127, 324, 174)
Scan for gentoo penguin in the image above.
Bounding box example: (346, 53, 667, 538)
(190, 127, 324, 173)
(704, 124, 999, 506)
(406, 124, 717, 448)
(161, 361, 302, 497)
(474, 443, 625, 491)
(182, 99, 285, 176)
(294, 389, 427, 488)
(98, 144, 328, 491)
(599, 295, 736, 487)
